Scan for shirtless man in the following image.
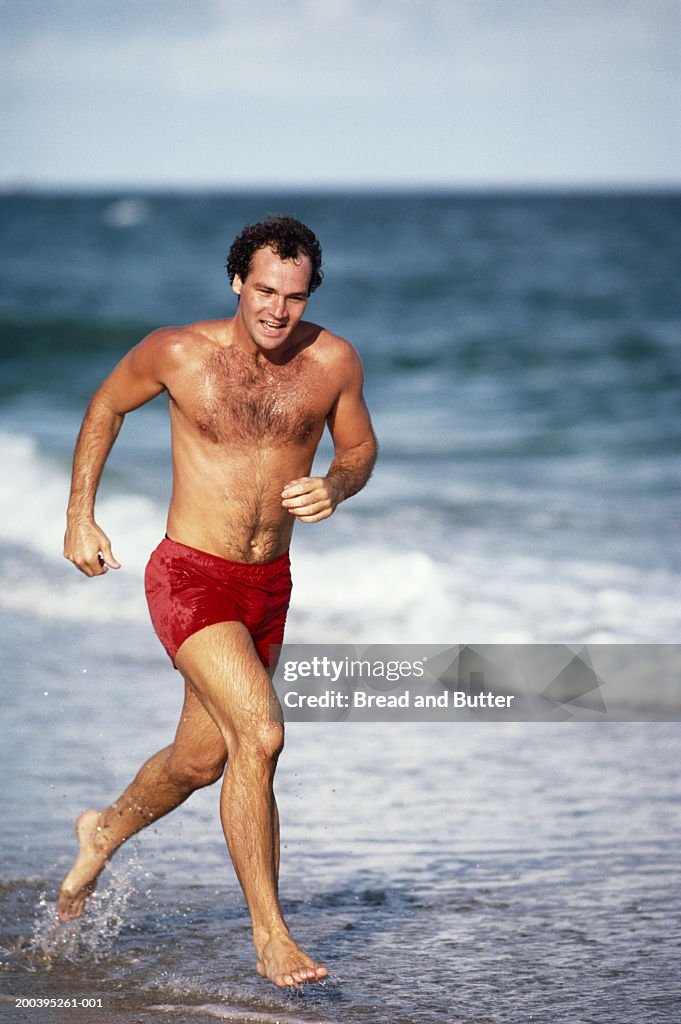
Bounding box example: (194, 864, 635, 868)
(57, 215, 377, 988)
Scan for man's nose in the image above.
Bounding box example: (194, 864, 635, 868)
(268, 295, 287, 320)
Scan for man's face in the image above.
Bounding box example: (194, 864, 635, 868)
(232, 246, 312, 354)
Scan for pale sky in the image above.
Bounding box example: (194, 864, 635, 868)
(2, 0, 680, 189)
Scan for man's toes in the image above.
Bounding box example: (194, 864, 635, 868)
(57, 895, 74, 920)
(290, 964, 325, 985)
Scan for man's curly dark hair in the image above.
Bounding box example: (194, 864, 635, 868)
(226, 215, 324, 294)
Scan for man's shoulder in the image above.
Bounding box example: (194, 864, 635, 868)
(303, 324, 364, 386)
(139, 319, 227, 363)
(304, 323, 361, 364)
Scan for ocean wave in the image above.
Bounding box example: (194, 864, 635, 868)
(0, 431, 164, 566)
(288, 545, 679, 646)
(2, 430, 678, 644)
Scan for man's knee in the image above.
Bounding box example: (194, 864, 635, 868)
(168, 753, 227, 790)
(238, 720, 284, 763)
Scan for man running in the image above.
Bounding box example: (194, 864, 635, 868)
(57, 215, 378, 988)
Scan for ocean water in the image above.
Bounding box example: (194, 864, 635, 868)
(1, 191, 680, 1022)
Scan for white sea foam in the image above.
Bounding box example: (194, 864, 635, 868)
(289, 545, 678, 645)
(0, 430, 164, 567)
(0, 432, 69, 557)
(149, 1006, 339, 1022)
(102, 197, 150, 228)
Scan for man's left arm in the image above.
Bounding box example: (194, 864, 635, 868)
(282, 345, 377, 524)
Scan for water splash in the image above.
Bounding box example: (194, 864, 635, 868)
(25, 857, 140, 967)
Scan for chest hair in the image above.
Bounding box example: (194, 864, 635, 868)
(191, 347, 323, 445)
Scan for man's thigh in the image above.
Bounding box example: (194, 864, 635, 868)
(175, 621, 283, 748)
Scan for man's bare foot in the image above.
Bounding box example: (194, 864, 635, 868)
(255, 929, 328, 988)
(57, 809, 110, 921)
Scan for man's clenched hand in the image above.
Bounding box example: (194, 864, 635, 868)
(281, 477, 342, 523)
(64, 519, 121, 576)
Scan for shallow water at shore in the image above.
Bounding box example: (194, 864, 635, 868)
(2, 704, 680, 1023)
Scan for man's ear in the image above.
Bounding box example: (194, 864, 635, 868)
(232, 275, 243, 297)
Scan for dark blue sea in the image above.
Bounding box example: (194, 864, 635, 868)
(1, 191, 680, 1023)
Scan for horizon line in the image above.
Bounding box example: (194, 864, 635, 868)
(2, 179, 680, 197)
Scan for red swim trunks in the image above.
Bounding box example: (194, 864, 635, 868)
(144, 537, 292, 668)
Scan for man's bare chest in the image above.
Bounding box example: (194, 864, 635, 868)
(173, 347, 332, 446)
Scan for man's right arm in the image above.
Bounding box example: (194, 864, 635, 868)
(64, 330, 170, 577)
